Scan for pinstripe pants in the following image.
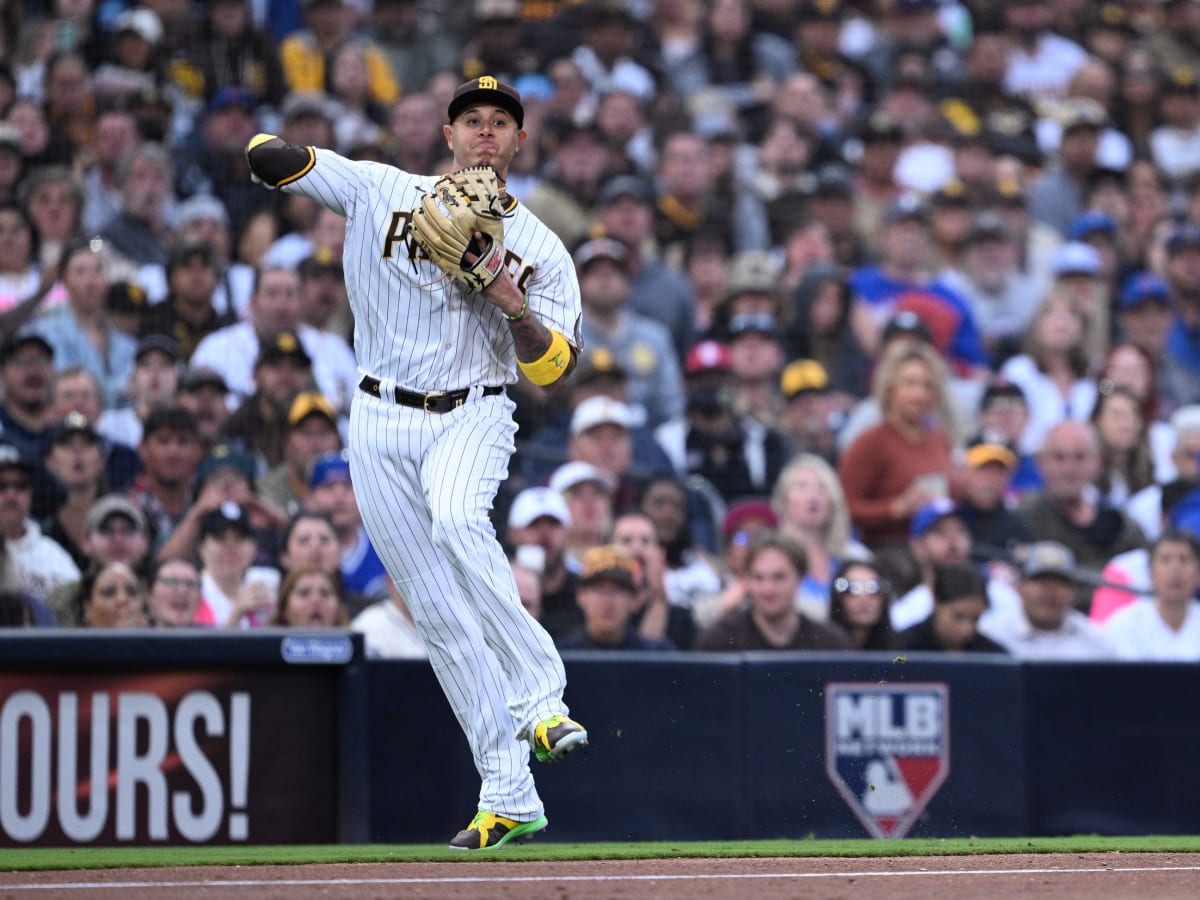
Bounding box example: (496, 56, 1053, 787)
(349, 385, 568, 821)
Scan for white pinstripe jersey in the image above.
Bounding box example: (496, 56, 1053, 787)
(280, 148, 583, 392)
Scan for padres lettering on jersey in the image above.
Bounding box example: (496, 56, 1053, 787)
(277, 148, 582, 393)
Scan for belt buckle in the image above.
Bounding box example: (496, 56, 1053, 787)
(423, 391, 446, 413)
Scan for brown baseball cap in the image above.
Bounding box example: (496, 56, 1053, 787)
(448, 76, 524, 128)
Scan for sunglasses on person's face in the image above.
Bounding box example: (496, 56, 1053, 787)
(834, 577, 884, 596)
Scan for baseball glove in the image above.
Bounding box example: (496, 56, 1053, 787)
(411, 166, 508, 292)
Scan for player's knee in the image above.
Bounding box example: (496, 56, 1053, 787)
(430, 511, 484, 557)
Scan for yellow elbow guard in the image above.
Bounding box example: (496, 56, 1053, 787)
(518, 330, 571, 386)
(247, 132, 277, 153)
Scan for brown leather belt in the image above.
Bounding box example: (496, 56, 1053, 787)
(358, 376, 502, 413)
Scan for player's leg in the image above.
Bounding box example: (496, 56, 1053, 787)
(348, 393, 544, 821)
(422, 395, 572, 737)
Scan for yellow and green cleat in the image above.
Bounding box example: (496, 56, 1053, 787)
(448, 811, 548, 850)
(532, 714, 589, 763)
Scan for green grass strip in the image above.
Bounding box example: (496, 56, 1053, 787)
(5, 835, 1200, 871)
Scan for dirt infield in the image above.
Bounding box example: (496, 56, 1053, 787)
(3, 853, 1200, 899)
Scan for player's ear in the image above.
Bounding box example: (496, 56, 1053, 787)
(443, 123, 454, 149)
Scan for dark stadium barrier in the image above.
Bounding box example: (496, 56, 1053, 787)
(4, 636, 1199, 846)
(1024, 663, 1200, 836)
(0, 632, 369, 847)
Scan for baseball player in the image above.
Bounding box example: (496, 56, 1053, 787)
(245, 76, 587, 851)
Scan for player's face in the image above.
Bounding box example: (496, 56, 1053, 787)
(444, 104, 526, 177)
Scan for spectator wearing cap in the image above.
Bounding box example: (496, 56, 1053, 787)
(138, 239, 236, 361)
(1067, 208, 1122, 284)
(193, 500, 277, 628)
(1116, 272, 1200, 416)
(974, 381, 1041, 496)
(177, 366, 232, 452)
(801, 165, 866, 269)
(30, 239, 135, 411)
(303, 450, 388, 603)
(174, 194, 255, 321)
(712, 253, 793, 429)
(1164, 224, 1200, 377)
(593, 174, 696, 362)
(1051, 239, 1111, 364)
(576, 236, 684, 429)
(0, 442, 80, 609)
(1002, 0, 1088, 104)
(847, 194, 989, 377)
(653, 338, 790, 504)
(1150, 64, 1200, 181)
(1103, 528, 1200, 660)
(1017, 420, 1146, 609)
(566, 395, 649, 512)
(515, 346, 673, 489)
(1034, 60, 1134, 174)
(981, 541, 1116, 659)
(558, 544, 677, 651)
(778, 359, 842, 462)
(44, 366, 142, 497)
(191, 265, 358, 412)
(45, 493, 153, 626)
(185, 0, 286, 119)
(999, 296, 1097, 456)
(90, 9, 167, 109)
(0, 332, 55, 463)
(691, 498, 778, 632)
(549, 461, 616, 576)
(93, 336, 181, 449)
(219, 329, 315, 472)
(695, 532, 851, 651)
(505, 485, 579, 641)
(280, 0, 399, 107)
(569, 2, 656, 112)
(940, 211, 1042, 365)
(772, 454, 869, 620)
(1027, 98, 1105, 237)
(849, 110, 907, 244)
(158, 439, 286, 564)
(40, 412, 109, 572)
(925, 179, 974, 272)
(97, 143, 174, 277)
(838, 341, 960, 548)
(177, 85, 272, 240)
(298, 249, 351, 341)
(957, 439, 1035, 554)
(259, 391, 345, 516)
(126, 405, 206, 554)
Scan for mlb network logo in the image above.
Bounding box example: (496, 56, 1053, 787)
(825, 683, 950, 839)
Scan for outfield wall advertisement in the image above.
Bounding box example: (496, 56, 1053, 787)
(0, 671, 339, 846)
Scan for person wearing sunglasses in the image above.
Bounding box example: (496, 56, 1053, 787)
(828, 557, 896, 651)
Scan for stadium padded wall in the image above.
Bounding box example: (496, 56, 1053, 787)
(3, 635, 1200, 846)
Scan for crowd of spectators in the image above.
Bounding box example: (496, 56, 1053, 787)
(3, 0, 1200, 661)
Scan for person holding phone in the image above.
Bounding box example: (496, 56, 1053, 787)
(838, 340, 960, 550)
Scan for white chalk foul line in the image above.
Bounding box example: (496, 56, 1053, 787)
(4, 865, 1200, 890)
